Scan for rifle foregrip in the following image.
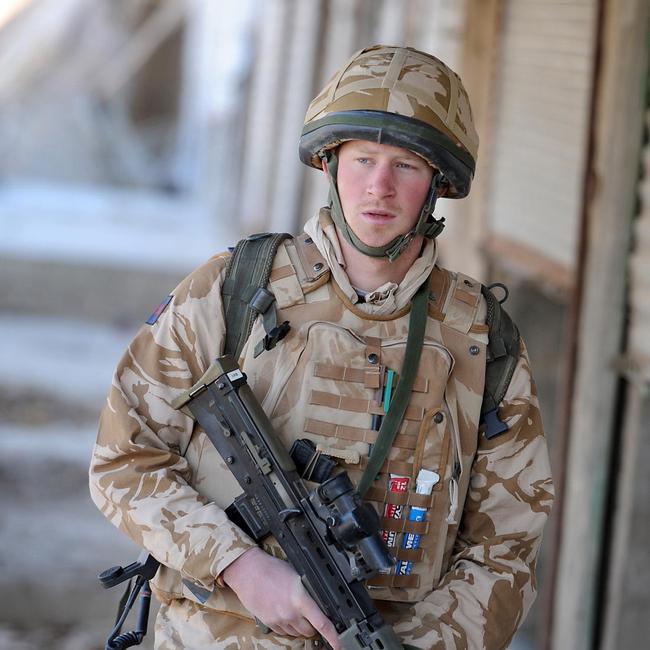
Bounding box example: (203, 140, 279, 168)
(339, 621, 404, 650)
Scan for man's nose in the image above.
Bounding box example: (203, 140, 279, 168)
(367, 164, 396, 198)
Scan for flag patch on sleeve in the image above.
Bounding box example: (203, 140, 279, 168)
(146, 295, 173, 325)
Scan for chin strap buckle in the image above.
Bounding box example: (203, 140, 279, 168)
(421, 215, 446, 239)
(385, 230, 416, 262)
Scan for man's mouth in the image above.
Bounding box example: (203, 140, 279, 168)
(361, 210, 396, 223)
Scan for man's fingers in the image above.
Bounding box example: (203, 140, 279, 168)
(300, 599, 340, 650)
(316, 622, 341, 650)
(267, 620, 317, 640)
(225, 552, 341, 643)
(286, 619, 318, 639)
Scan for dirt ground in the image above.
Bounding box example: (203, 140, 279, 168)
(0, 315, 156, 650)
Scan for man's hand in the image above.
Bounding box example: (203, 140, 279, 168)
(222, 546, 341, 649)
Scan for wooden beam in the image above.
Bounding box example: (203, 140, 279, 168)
(600, 381, 649, 650)
(600, 105, 650, 649)
(551, 1, 650, 649)
(97, 0, 186, 98)
(484, 233, 574, 298)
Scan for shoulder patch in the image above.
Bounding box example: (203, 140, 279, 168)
(146, 295, 173, 325)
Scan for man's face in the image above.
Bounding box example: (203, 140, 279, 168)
(331, 140, 434, 249)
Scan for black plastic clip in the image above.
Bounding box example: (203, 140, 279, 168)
(256, 320, 291, 355)
(99, 552, 160, 650)
(99, 551, 159, 589)
(481, 408, 509, 439)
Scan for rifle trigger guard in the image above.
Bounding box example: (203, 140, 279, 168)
(278, 507, 301, 523)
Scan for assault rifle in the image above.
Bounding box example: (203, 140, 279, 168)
(99, 355, 403, 649)
(173, 355, 403, 650)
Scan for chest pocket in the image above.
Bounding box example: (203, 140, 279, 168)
(249, 320, 458, 603)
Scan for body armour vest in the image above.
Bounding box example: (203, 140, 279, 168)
(151, 233, 490, 611)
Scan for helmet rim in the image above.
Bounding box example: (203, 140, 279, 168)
(299, 110, 475, 199)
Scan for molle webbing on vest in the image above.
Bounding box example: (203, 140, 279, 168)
(309, 390, 425, 421)
(222, 233, 291, 360)
(313, 364, 429, 393)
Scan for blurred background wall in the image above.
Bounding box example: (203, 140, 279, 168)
(0, 1, 648, 649)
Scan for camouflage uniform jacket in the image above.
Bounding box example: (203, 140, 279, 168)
(89, 211, 553, 649)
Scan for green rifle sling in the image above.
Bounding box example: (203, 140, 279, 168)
(357, 280, 430, 497)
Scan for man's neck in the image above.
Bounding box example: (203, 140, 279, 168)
(337, 230, 425, 291)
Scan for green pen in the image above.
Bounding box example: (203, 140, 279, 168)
(369, 368, 394, 455)
(383, 369, 395, 412)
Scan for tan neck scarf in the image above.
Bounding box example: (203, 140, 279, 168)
(303, 208, 438, 316)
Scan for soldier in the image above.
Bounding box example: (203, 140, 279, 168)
(90, 45, 553, 649)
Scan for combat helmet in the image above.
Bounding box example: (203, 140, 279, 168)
(299, 44, 479, 260)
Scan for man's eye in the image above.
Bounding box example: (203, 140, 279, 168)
(357, 157, 370, 164)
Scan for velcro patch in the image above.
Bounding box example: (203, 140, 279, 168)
(146, 295, 173, 325)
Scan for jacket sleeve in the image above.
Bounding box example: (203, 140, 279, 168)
(395, 342, 554, 649)
(88, 254, 257, 591)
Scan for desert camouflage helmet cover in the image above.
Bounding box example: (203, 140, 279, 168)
(299, 44, 479, 198)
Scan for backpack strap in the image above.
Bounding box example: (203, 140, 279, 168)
(222, 232, 292, 360)
(480, 284, 521, 439)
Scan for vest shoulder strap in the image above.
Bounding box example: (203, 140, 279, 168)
(272, 233, 330, 308)
(222, 232, 292, 360)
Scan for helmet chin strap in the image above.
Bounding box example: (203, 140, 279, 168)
(324, 151, 446, 262)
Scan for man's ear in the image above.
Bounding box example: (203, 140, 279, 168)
(321, 156, 330, 180)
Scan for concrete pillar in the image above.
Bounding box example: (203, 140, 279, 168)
(175, 0, 257, 242)
(239, 0, 291, 230)
(268, 0, 323, 234)
(375, 0, 407, 44)
(300, 0, 361, 225)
